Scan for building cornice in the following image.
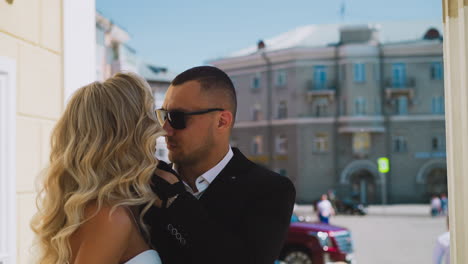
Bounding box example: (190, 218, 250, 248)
(211, 41, 443, 71)
(389, 115, 445, 121)
(233, 115, 445, 128)
(234, 117, 335, 128)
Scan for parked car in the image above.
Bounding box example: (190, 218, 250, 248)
(279, 214, 356, 264)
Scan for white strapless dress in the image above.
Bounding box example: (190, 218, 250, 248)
(124, 250, 162, 264)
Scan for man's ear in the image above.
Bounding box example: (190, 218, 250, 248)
(218, 111, 233, 129)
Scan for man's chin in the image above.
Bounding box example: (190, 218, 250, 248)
(167, 151, 181, 164)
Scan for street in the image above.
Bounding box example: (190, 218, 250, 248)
(295, 204, 447, 264)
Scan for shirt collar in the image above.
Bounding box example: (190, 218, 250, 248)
(173, 146, 234, 196)
(198, 146, 234, 185)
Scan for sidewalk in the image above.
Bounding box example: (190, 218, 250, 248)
(294, 203, 433, 217)
(366, 204, 431, 217)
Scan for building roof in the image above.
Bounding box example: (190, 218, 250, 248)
(227, 20, 443, 58)
(138, 61, 177, 83)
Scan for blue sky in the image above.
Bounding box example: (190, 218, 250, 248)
(96, 0, 442, 73)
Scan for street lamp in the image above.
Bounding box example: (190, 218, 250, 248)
(258, 40, 274, 168)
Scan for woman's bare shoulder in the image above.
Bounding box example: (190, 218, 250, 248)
(82, 202, 133, 232)
(71, 202, 133, 263)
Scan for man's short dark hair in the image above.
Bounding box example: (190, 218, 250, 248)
(171, 66, 237, 123)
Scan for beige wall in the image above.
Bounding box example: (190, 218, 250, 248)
(0, 0, 63, 263)
(443, 0, 468, 263)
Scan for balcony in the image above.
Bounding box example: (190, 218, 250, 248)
(384, 77, 415, 101)
(306, 80, 336, 103)
(338, 115, 386, 134)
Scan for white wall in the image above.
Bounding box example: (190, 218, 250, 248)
(0, 56, 17, 264)
(63, 0, 97, 103)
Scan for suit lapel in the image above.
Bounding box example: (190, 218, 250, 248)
(199, 148, 253, 202)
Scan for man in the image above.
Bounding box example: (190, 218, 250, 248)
(316, 194, 334, 224)
(431, 195, 442, 217)
(145, 66, 296, 264)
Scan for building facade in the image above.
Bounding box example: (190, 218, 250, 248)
(96, 12, 139, 81)
(211, 22, 446, 204)
(95, 13, 175, 162)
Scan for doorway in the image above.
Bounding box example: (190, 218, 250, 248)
(350, 169, 376, 204)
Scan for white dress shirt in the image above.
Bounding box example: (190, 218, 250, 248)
(317, 199, 333, 217)
(174, 147, 233, 199)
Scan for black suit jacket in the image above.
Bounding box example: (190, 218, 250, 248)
(144, 148, 296, 264)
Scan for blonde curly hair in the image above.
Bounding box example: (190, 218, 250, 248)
(31, 72, 163, 264)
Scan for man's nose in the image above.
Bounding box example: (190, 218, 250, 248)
(162, 120, 174, 136)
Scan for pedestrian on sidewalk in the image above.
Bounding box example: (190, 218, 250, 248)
(430, 195, 442, 217)
(317, 194, 335, 224)
(440, 193, 448, 216)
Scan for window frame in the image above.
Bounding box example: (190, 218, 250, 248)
(251, 72, 261, 90)
(313, 65, 327, 90)
(275, 134, 288, 154)
(251, 135, 264, 155)
(313, 133, 329, 153)
(393, 136, 408, 153)
(275, 70, 287, 87)
(277, 101, 288, 119)
(392, 63, 407, 88)
(354, 97, 367, 116)
(430, 61, 443, 80)
(396, 96, 408, 115)
(353, 63, 366, 83)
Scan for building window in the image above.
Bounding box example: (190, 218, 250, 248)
(313, 65, 327, 90)
(430, 62, 443, 80)
(393, 136, 408, 152)
(275, 134, 288, 154)
(278, 101, 287, 119)
(396, 96, 408, 115)
(354, 63, 366, 83)
(251, 135, 263, 155)
(353, 132, 371, 155)
(354, 97, 367, 115)
(251, 73, 261, 90)
(313, 133, 329, 152)
(275, 70, 287, 86)
(392, 63, 407, 88)
(432, 136, 446, 151)
(252, 104, 263, 121)
(314, 98, 329, 117)
(432, 96, 445, 114)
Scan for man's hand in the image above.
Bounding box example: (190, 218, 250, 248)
(151, 161, 185, 208)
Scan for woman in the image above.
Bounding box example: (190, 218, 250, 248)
(31, 73, 164, 264)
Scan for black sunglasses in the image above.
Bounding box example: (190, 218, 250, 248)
(156, 108, 224, 129)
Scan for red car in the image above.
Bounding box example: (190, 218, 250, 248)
(279, 214, 356, 264)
